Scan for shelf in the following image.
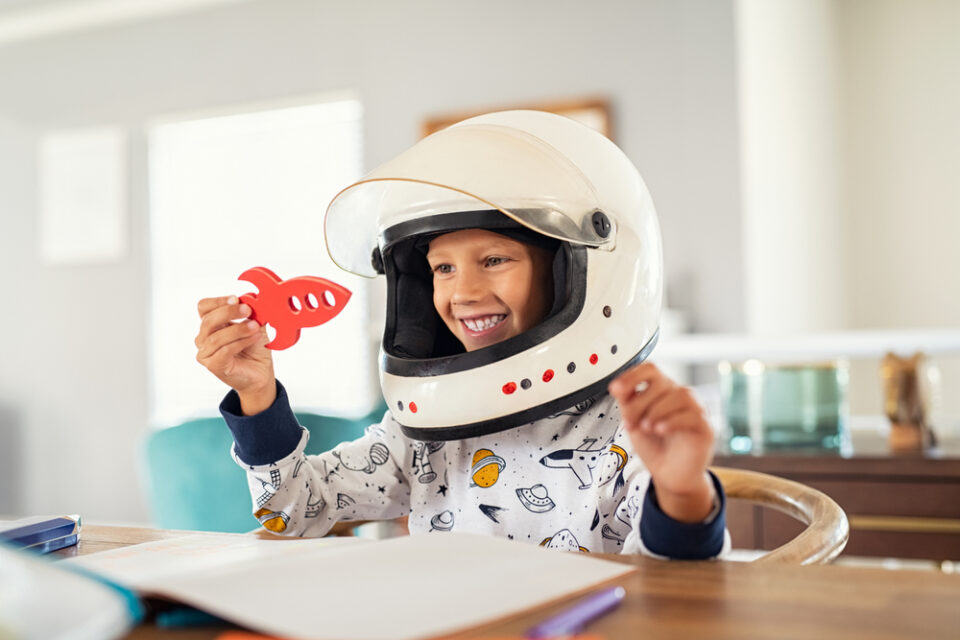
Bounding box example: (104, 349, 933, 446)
(653, 328, 960, 364)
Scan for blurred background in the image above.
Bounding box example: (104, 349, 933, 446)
(0, 0, 957, 526)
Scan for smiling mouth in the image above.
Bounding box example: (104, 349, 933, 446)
(461, 314, 507, 333)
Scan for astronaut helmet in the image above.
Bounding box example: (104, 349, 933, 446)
(325, 110, 663, 441)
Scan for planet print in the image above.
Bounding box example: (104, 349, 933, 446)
(539, 528, 588, 553)
(470, 448, 506, 488)
(369, 442, 389, 466)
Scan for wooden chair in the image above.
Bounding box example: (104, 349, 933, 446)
(712, 466, 849, 565)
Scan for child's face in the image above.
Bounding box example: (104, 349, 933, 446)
(426, 229, 554, 352)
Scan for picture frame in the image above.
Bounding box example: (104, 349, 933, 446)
(421, 97, 613, 141)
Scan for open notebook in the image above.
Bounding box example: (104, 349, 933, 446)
(65, 532, 635, 640)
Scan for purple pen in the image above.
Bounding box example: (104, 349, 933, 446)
(525, 585, 626, 638)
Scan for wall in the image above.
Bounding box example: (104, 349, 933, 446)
(0, 113, 32, 514)
(0, 111, 151, 521)
(839, 0, 960, 330)
(0, 0, 742, 522)
(734, 0, 960, 426)
(838, 0, 960, 426)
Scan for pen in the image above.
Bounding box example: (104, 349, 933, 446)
(525, 585, 626, 638)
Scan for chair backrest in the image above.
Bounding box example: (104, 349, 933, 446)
(712, 466, 849, 565)
(141, 406, 385, 533)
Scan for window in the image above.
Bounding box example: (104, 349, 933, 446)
(148, 96, 377, 426)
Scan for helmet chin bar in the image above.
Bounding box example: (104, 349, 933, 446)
(397, 329, 659, 441)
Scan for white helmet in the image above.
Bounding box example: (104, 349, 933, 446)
(325, 110, 662, 441)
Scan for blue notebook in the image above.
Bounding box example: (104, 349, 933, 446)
(0, 515, 81, 553)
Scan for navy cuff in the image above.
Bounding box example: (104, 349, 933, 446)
(219, 380, 303, 466)
(639, 470, 726, 560)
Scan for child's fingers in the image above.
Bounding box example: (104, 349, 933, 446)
(206, 330, 265, 369)
(642, 386, 700, 428)
(647, 407, 712, 438)
(197, 296, 237, 318)
(616, 375, 674, 428)
(196, 319, 261, 362)
(196, 298, 253, 347)
(608, 362, 661, 398)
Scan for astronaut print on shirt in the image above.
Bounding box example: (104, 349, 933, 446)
(233, 392, 655, 553)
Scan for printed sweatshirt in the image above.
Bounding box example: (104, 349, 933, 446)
(221, 381, 728, 558)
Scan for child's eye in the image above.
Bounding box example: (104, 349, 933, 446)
(432, 263, 454, 275)
(484, 256, 509, 267)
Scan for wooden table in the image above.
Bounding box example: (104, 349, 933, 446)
(56, 525, 960, 640)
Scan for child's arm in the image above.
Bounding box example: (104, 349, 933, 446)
(608, 363, 716, 523)
(195, 295, 277, 415)
(220, 381, 411, 537)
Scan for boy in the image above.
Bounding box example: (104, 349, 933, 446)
(195, 110, 726, 558)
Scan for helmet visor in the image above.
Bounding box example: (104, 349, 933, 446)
(325, 123, 610, 276)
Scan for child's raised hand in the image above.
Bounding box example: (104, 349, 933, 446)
(608, 362, 716, 523)
(195, 295, 277, 415)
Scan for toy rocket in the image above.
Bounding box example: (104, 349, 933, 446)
(238, 266, 351, 350)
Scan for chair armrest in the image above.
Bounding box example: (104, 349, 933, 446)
(712, 466, 849, 565)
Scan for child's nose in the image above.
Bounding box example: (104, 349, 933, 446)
(450, 269, 485, 304)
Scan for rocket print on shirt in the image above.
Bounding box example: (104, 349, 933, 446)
(540, 439, 628, 494)
(254, 467, 283, 508)
(255, 508, 289, 533)
(539, 438, 603, 489)
(255, 479, 277, 508)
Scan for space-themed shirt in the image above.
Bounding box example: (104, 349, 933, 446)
(221, 381, 728, 558)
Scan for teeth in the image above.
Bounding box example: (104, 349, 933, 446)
(463, 315, 506, 332)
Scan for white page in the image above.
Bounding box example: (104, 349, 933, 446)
(68, 532, 635, 640)
(65, 533, 367, 587)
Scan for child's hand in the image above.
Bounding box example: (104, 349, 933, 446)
(608, 362, 716, 523)
(195, 295, 276, 415)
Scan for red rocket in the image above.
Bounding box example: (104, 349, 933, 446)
(238, 266, 352, 350)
